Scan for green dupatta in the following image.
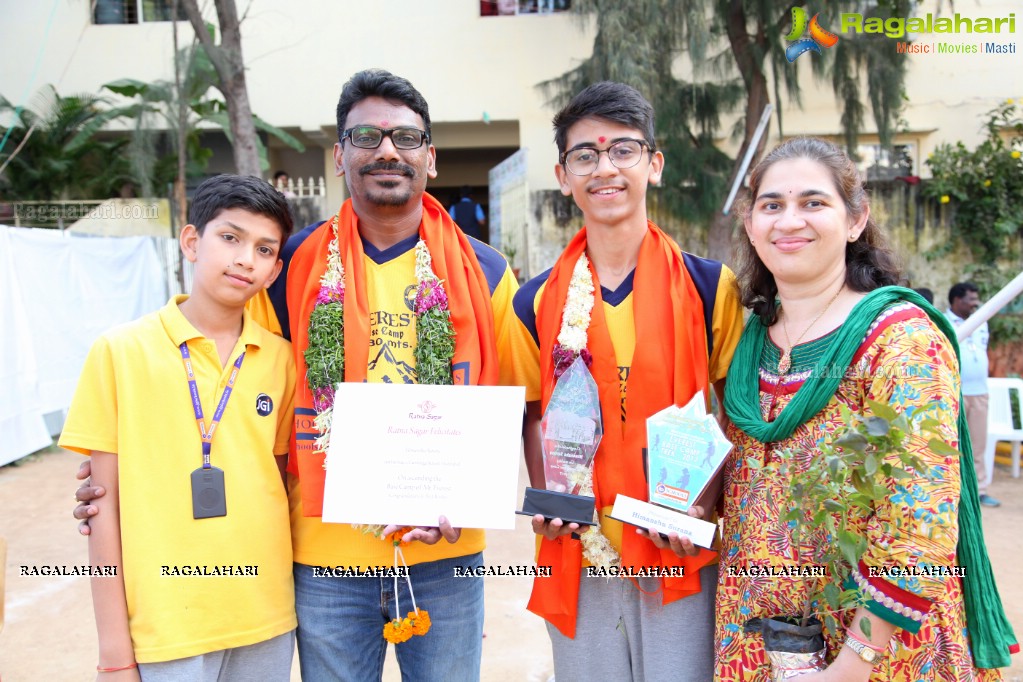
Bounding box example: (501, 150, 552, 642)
(724, 285, 1017, 669)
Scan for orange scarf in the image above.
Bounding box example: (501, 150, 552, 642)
(287, 193, 500, 516)
(527, 223, 718, 638)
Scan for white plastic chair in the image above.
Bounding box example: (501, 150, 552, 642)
(984, 377, 1023, 486)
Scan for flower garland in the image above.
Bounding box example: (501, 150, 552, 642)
(382, 529, 432, 644)
(412, 240, 455, 386)
(552, 254, 620, 571)
(304, 218, 456, 540)
(304, 214, 345, 458)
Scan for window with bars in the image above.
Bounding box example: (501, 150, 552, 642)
(93, 0, 187, 24)
(857, 142, 916, 181)
(480, 0, 571, 16)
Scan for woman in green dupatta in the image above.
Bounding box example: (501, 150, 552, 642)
(716, 138, 1015, 681)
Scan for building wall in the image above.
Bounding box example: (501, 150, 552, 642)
(714, 0, 1020, 173)
(0, 1, 592, 188)
(1, 0, 1017, 270)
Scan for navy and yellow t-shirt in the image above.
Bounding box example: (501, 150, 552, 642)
(268, 226, 519, 568)
(507, 252, 744, 557)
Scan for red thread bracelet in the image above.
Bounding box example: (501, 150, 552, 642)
(97, 662, 138, 672)
(847, 629, 884, 652)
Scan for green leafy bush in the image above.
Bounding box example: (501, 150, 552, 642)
(750, 401, 943, 638)
(925, 100, 1023, 343)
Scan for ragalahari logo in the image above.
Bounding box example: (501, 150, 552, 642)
(785, 7, 839, 62)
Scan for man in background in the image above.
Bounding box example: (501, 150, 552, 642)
(946, 281, 1000, 507)
(449, 185, 486, 241)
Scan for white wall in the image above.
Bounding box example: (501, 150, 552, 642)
(0, 0, 594, 193)
(1, 0, 1018, 195)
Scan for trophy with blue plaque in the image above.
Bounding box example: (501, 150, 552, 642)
(517, 356, 602, 526)
(610, 392, 731, 548)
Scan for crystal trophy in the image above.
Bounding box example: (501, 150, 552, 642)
(517, 356, 602, 526)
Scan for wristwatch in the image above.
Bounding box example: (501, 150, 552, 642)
(844, 635, 883, 664)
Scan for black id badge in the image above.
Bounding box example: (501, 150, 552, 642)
(191, 466, 227, 519)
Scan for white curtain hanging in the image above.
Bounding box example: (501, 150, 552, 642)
(0, 226, 167, 465)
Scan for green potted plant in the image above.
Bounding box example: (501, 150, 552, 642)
(503, 243, 521, 282)
(743, 400, 947, 678)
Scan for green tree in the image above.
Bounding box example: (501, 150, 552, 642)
(0, 85, 135, 200)
(924, 99, 1023, 342)
(542, 0, 911, 260)
(105, 30, 304, 229)
(105, 42, 304, 193)
(179, 0, 262, 178)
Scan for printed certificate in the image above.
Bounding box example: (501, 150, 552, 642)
(322, 383, 525, 529)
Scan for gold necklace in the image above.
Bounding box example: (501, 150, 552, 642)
(778, 286, 844, 375)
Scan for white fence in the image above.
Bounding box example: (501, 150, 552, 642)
(273, 176, 327, 198)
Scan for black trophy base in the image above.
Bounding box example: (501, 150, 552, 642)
(516, 487, 596, 526)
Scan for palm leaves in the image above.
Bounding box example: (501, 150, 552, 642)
(103, 41, 304, 196)
(0, 85, 136, 200)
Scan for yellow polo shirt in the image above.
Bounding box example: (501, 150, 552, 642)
(59, 296, 296, 663)
(286, 238, 520, 568)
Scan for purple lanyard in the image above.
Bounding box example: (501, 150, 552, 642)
(179, 343, 244, 468)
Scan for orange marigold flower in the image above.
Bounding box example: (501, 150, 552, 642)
(408, 609, 432, 636)
(383, 617, 413, 644)
(388, 527, 414, 546)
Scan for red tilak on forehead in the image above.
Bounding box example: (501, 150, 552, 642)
(598, 136, 606, 143)
(380, 120, 389, 127)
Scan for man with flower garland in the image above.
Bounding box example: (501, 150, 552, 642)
(277, 69, 521, 682)
(75, 69, 520, 682)
(508, 81, 744, 680)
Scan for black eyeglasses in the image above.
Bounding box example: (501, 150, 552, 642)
(560, 139, 651, 176)
(340, 125, 430, 150)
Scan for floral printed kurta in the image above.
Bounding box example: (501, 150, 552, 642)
(716, 303, 1000, 681)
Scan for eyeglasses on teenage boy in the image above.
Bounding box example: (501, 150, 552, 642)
(560, 139, 651, 176)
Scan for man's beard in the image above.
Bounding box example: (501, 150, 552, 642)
(365, 183, 415, 206)
(360, 161, 417, 206)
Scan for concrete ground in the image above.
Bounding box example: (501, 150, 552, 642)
(2, 446, 1022, 681)
(0, 446, 553, 682)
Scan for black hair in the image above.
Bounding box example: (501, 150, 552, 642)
(735, 137, 902, 325)
(188, 174, 293, 240)
(949, 281, 979, 305)
(913, 287, 934, 305)
(336, 69, 432, 143)
(459, 185, 472, 199)
(552, 81, 656, 156)
(273, 170, 289, 181)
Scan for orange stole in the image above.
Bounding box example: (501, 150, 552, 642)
(527, 223, 718, 638)
(286, 193, 500, 516)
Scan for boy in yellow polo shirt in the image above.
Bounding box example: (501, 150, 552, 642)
(59, 175, 297, 680)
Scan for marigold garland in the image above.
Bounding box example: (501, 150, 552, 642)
(383, 617, 413, 644)
(552, 253, 620, 571)
(382, 544, 431, 643)
(408, 609, 431, 636)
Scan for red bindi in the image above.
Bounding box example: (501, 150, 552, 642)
(380, 120, 389, 127)
(598, 136, 607, 143)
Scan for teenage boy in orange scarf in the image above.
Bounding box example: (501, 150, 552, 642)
(75, 69, 520, 682)
(507, 82, 744, 680)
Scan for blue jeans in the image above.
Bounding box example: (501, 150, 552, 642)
(294, 553, 484, 682)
